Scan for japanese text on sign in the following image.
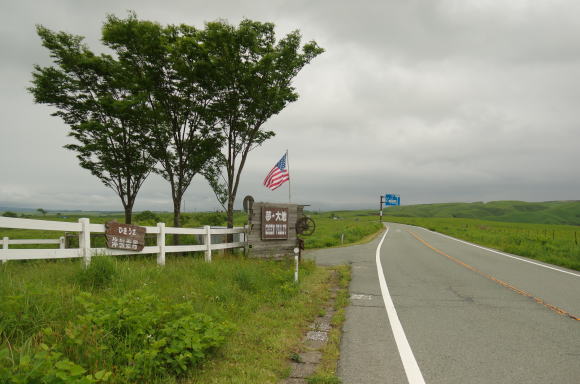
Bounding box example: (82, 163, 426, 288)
(262, 207, 289, 240)
(105, 221, 146, 252)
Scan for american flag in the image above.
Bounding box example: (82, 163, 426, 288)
(263, 153, 290, 190)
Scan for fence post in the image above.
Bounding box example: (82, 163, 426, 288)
(294, 247, 299, 283)
(59, 236, 65, 249)
(157, 222, 166, 266)
(204, 225, 212, 262)
(2, 237, 8, 264)
(79, 218, 91, 268)
(243, 225, 249, 256)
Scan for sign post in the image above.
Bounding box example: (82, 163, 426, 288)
(293, 247, 299, 283)
(105, 221, 146, 252)
(261, 206, 289, 240)
(381, 194, 401, 222)
(385, 194, 401, 206)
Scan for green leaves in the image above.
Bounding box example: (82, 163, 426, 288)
(29, 12, 323, 227)
(30, 22, 156, 224)
(0, 345, 110, 384)
(99, 13, 223, 228)
(0, 290, 230, 382)
(198, 18, 324, 226)
(72, 290, 231, 380)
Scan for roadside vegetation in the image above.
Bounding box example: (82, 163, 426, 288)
(1, 210, 384, 251)
(304, 211, 383, 249)
(6, 201, 578, 382)
(0, 209, 385, 382)
(0, 256, 335, 383)
(385, 216, 580, 271)
(383, 200, 580, 226)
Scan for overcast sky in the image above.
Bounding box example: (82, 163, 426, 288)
(1, 0, 579, 212)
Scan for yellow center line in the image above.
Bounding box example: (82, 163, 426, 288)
(407, 230, 580, 322)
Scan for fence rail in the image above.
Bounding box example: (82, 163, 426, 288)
(0, 217, 247, 266)
(3, 237, 65, 246)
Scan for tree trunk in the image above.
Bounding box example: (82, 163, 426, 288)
(123, 201, 133, 224)
(226, 195, 235, 243)
(124, 208, 133, 224)
(226, 196, 235, 228)
(173, 198, 181, 245)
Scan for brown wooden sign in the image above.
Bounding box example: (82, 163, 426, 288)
(105, 221, 146, 251)
(261, 206, 289, 240)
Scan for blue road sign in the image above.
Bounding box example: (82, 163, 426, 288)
(385, 194, 400, 206)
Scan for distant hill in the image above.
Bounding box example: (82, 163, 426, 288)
(0, 207, 39, 213)
(383, 200, 580, 226)
(0, 207, 86, 214)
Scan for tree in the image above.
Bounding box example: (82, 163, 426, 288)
(101, 14, 222, 242)
(134, 210, 160, 223)
(36, 208, 47, 216)
(30, 26, 156, 224)
(199, 20, 324, 228)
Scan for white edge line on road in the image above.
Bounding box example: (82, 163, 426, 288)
(419, 227, 580, 278)
(376, 226, 426, 384)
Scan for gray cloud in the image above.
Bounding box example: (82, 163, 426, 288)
(1, 0, 579, 212)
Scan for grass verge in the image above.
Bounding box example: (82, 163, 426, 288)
(0, 255, 335, 383)
(185, 261, 335, 384)
(385, 216, 580, 271)
(304, 212, 383, 249)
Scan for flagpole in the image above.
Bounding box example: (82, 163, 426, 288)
(286, 149, 291, 203)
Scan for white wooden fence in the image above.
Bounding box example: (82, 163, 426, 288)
(0, 217, 247, 266)
(3, 236, 66, 249)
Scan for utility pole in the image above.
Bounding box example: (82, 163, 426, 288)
(379, 195, 384, 222)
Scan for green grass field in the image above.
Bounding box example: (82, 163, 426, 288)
(0, 256, 338, 383)
(3, 201, 579, 382)
(383, 200, 580, 225)
(0, 209, 377, 383)
(303, 210, 383, 249)
(384, 216, 580, 271)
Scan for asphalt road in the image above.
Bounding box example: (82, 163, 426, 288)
(305, 222, 580, 384)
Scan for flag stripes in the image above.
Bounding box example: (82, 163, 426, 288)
(263, 153, 290, 190)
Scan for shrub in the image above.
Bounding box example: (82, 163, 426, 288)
(134, 210, 160, 224)
(69, 290, 231, 381)
(196, 212, 226, 226)
(75, 257, 117, 290)
(234, 268, 258, 293)
(0, 287, 73, 345)
(0, 344, 111, 384)
(2, 211, 17, 218)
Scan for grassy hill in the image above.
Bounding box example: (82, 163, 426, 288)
(383, 200, 580, 226)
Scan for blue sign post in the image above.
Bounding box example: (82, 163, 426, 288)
(384, 194, 401, 206)
(379, 194, 400, 222)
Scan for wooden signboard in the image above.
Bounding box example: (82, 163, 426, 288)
(261, 206, 289, 240)
(105, 221, 146, 251)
